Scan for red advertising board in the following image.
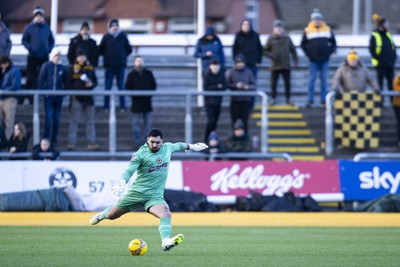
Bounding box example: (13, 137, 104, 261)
(182, 161, 340, 197)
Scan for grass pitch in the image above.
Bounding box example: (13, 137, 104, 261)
(1, 226, 399, 267)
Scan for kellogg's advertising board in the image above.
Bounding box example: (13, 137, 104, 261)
(339, 160, 400, 200)
(182, 161, 340, 197)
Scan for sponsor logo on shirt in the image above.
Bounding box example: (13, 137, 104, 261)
(148, 162, 168, 173)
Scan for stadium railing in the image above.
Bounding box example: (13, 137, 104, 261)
(353, 152, 400, 161)
(325, 90, 400, 156)
(0, 151, 292, 161)
(0, 89, 277, 156)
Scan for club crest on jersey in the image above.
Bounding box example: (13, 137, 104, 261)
(157, 157, 162, 164)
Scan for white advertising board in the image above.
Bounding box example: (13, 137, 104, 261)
(0, 161, 183, 211)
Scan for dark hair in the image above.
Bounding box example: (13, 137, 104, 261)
(210, 59, 220, 65)
(0, 55, 11, 64)
(133, 55, 142, 61)
(148, 128, 164, 139)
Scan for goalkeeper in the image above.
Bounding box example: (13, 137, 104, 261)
(90, 128, 208, 252)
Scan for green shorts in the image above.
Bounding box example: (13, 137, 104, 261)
(116, 190, 167, 212)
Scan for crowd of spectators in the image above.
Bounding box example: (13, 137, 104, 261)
(0, 6, 398, 159)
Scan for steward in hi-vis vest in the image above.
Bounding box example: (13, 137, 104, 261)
(369, 13, 397, 91)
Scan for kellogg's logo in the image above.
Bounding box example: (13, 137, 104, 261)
(210, 164, 310, 196)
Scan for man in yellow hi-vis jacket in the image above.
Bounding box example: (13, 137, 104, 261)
(369, 13, 397, 92)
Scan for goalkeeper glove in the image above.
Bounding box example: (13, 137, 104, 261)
(188, 142, 208, 151)
(111, 179, 126, 199)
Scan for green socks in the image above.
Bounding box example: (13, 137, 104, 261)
(159, 217, 172, 240)
(100, 207, 111, 220)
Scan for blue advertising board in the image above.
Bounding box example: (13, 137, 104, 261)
(339, 160, 400, 200)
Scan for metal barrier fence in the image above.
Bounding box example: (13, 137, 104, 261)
(0, 89, 272, 154)
(325, 90, 400, 156)
(353, 152, 400, 161)
(0, 151, 292, 161)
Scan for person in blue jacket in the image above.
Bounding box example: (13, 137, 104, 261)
(194, 26, 225, 74)
(99, 19, 132, 112)
(38, 48, 67, 146)
(22, 7, 54, 104)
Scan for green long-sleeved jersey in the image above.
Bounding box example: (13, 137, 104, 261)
(121, 142, 187, 196)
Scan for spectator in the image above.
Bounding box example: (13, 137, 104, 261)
(0, 19, 12, 57)
(32, 138, 59, 160)
(226, 54, 255, 133)
(0, 126, 7, 151)
(8, 122, 29, 154)
(66, 51, 99, 151)
(301, 8, 336, 108)
(369, 13, 397, 93)
(203, 59, 226, 142)
(232, 19, 263, 81)
(0, 56, 21, 139)
(332, 49, 379, 93)
(205, 131, 226, 155)
(125, 55, 156, 150)
(194, 26, 225, 74)
(38, 48, 68, 146)
(99, 19, 132, 112)
(263, 19, 298, 105)
(22, 6, 54, 104)
(67, 21, 98, 67)
(226, 119, 252, 153)
(393, 73, 400, 148)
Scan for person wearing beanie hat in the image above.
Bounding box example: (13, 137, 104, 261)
(226, 119, 252, 153)
(310, 8, 323, 21)
(369, 13, 396, 94)
(67, 21, 98, 66)
(194, 25, 225, 73)
(264, 18, 298, 105)
(38, 47, 68, 146)
(202, 57, 226, 142)
(0, 56, 21, 139)
(301, 8, 336, 108)
(99, 18, 132, 112)
(232, 19, 263, 82)
(22, 6, 54, 104)
(66, 47, 99, 151)
(32, 7, 44, 18)
(332, 49, 379, 93)
(226, 52, 255, 133)
(206, 131, 226, 155)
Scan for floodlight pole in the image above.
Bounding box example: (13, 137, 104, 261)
(352, 0, 360, 34)
(51, 0, 58, 34)
(196, 0, 205, 107)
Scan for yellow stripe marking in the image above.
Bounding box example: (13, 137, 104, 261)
(269, 138, 316, 144)
(0, 212, 399, 227)
(258, 121, 307, 127)
(252, 113, 303, 119)
(269, 146, 320, 153)
(269, 130, 311, 135)
(292, 155, 325, 161)
(253, 105, 299, 111)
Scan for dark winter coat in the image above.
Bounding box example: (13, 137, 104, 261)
(194, 35, 225, 72)
(0, 21, 12, 57)
(264, 33, 298, 70)
(300, 21, 336, 63)
(67, 62, 97, 106)
(8, 135, 29, 153)
(226, 67, 255, 102)
(232, 30, 263, 65)
(38, 61, 68, 90)
(32, 143, 59, 160)
(203, 69, 226, 106)
(67, 34, 99, 67)
(98, 31, 132, 68)
(22, 21, 54, 59)
(125, 68, 156, 112)
(0, 126, 7, 151)
(226, 134, 252, 152)
(369, 29, 397, 68)
(0, 64, 21, 100)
